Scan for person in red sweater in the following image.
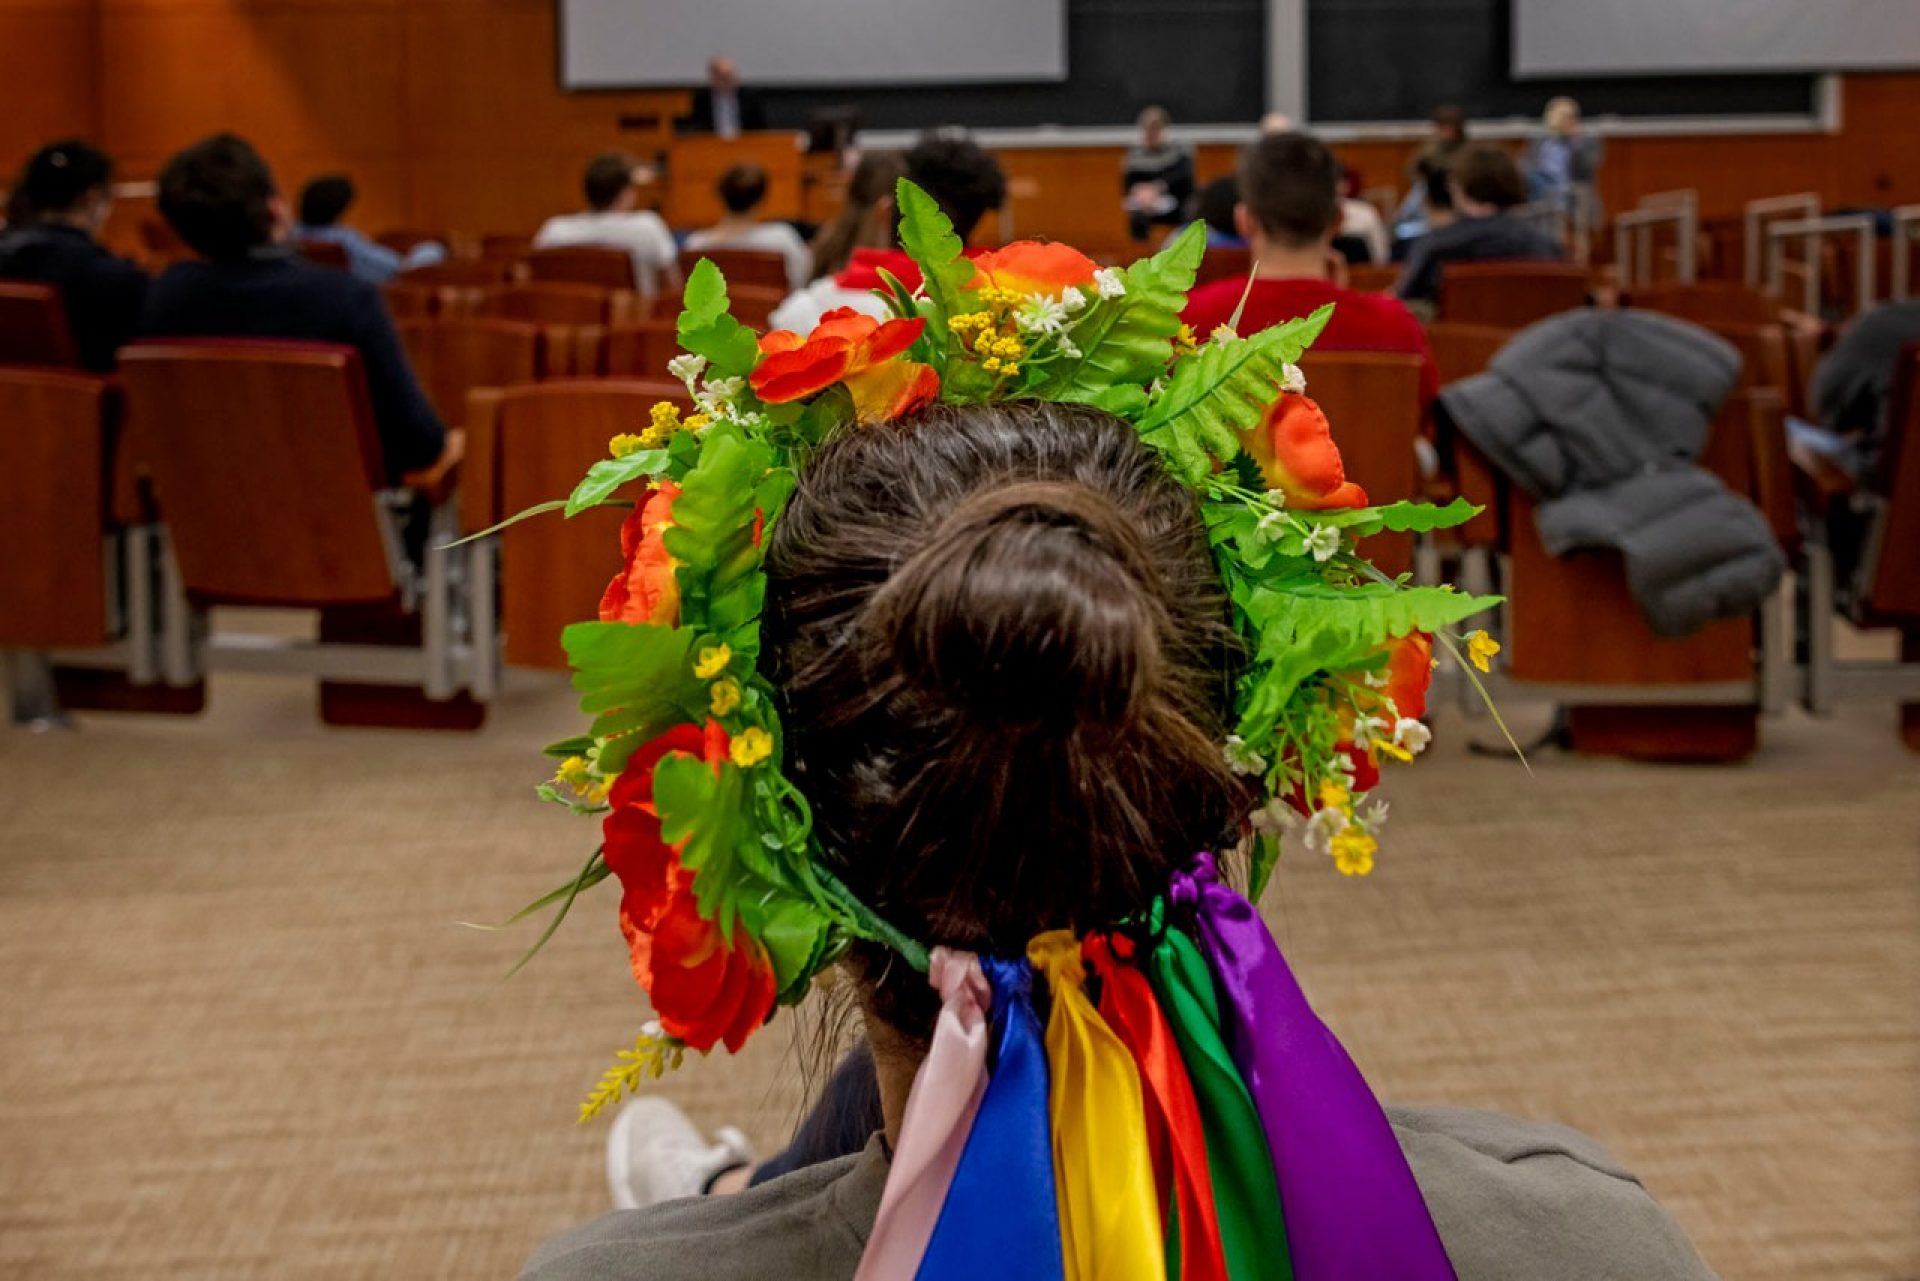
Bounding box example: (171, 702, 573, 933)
(1183, 131, 1438, 411)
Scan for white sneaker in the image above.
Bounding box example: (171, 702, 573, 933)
(605, 1095, 756, 1211)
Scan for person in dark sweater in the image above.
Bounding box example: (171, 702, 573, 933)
(1122, 105, 1195, 243)
(1396, 144, 1562, 305)
(0, 140, 148, 371)
(140, 134, 444, 481)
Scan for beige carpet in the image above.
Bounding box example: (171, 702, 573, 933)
(1, 658, 1916, 1280)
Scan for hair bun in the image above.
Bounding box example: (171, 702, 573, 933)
(868, 480, 1166, 736)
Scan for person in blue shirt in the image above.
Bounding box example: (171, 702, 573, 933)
(1523, 98, 1602, 224)
(292, 174, 444, 285)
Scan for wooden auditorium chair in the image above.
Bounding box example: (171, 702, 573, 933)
(116, 340, 495, 726)
(527, 245, 640, 292)
(0, 367, 205, 718)
(726, 284, 785, 332)
(295, 239, 350, 270)
(0, 282, 81, 367)
(1625, 281, 1785, 327)
(461, 379, 694, 671)
(398, 317, 555, 429)
(1426, 322, 1518, 550)
(1297, 350, 1424, 579)
(1438, 262, 1591, 328)
(477, 281, 641, 327)
(1804, 343, 1920, 748)
(376, 230, 442, 256)
(1344, 264, 1400, 294)
(582, 319, 682, 380)
(677, 247, 788, 292)
(1479, 388, 1795, 759)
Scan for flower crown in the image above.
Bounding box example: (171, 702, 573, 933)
(483, 179, 1500, 1102)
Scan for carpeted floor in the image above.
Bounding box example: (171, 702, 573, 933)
(1, 656, 1916, 1280)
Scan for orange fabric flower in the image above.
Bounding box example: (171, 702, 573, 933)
(602, 723, 775, 1053)
(1280, 631, 1433, 815)
(598, 481, 681, 626)
(750, 307, 928, 405)
(966, 241, 1101, 295)
(846, 359, 940, 424)
(1245, 396, 1368, 511)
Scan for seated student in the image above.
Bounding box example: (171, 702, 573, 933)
(520, 399, 1717, 1281)
(1123, 105, 1195, 244)
(1393, 104, 1468, 238)
(291, 174, 445, 285)
(806, 149, 907, 284)
(1396, 144, 1562, 305)
(682, 164, 812, 293)
(1183, 131, 1438, 410)
(1194, 175, 1246, 250)
(533, 153, 679, 297)
(0, 140, 147, 371)
(771, 132, 1006, 333)
(1794, 299, 1920, 484)
(140, 134, 445, 482)
(1337, 164, 1390, 265)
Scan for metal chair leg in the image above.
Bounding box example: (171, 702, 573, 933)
(156, 528, 198, 688)
(467, 539, 499, 702)
(124, 524, 157, 686)
(1758, 581, 1794, 716)
(1804, 543, 1835, 715)
(421, 504, 455, 702)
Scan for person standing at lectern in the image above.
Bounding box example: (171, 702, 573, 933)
(682, 56, 767, 140)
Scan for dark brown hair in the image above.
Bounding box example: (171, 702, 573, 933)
(1238, 131, 1340, 248)
(763, 401, 1247, 1035)
(716, 163, 768, 215)
(583, 152, 638, 211)
(157, 133, 278, 262)
(1449, 144, 1528, 211)
(808, 150, 906, 282)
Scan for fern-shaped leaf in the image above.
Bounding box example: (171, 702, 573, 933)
(1138, 306, 1334, 479)
(1031, 220, 1205, 404)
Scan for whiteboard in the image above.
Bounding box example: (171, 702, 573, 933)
(1514, 0, 1920, 76)
(559, 0, 1068, 89)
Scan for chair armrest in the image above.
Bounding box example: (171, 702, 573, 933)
(460, 390, 506, 536)
(403, 428, 464, 504)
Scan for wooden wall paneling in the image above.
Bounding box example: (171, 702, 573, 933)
(0, 0, 99, 173)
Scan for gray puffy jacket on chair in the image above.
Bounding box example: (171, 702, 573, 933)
(1439, 308, 1786, 637)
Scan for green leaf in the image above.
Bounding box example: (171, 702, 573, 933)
(1138, 305, 1333, 482)
(1303, 497, 1482, 536)
(759, 896, 833, 1001)
(562, 623, 701, 770)
(479, 847, 611, 980)
(1031, 220, 1205, 405)
(566, 451, 670, 516)
(1249, 833, 1281, 903)
(653, 752, 751, 932)
(542, 735, 598, 759)
(874, 266, 924, 324)
(661, 423, 768, 637)
(439, 499, 567, 548)
(1233, 582, 1499, 736)
(895, 178, 975, 373)
(676, 258, 762, 376)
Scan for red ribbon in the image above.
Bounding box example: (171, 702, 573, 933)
(1087, 932, 1229, 1281)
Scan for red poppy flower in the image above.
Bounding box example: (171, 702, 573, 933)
(1245, 396, 1368, 511)
(599, 481, 681, 626)
(966, 241, 1101, 295)
(750, 308, 928, 405)
(846, 359, 941, 424)
(601, 722, 775, 1053)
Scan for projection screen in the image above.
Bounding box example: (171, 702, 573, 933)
(559, 0, 1068, 89)
(1513, 0, 1920, 76)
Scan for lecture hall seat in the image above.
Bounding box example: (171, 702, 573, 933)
(0, 282, 81, 367)
(527, 245, 640, 292)
(587, 319, 683, 381)
(1438, 262, 1592, 328)
(464, 379, 695, 671)
(1297, 350, 1425, 579)
(116, 339, 492, 726)
(477, 281, 641, 327)
(397, 317, 552, 430)
(677, 247, 788, 292)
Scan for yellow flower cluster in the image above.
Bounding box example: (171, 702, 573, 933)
(622, 401, 711, 453)
(608, 433, 647, 459)
(950, 288, 1030, 378)
(692, 644, 732, 679)
(1465, 629, 1501, 674)
(1173, 322, 1200, 356)
(556, 754, 611, 806)
(730, 726, 773, 768)
(709, 677, 742, 717)
(578, 1026, 687, 1123)
(1316, 778, 1377, 876)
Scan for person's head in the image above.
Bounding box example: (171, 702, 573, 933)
(1197, 175, 1241, 240)
(810, 150, 908, 280)
(763, 401, 1246, 1040)
(583, 152, 641, 213)
(1258, 111, 1293, 137)
(8, 140, 115, 232)
(1543, 96, 1581, 137)
(157, 134, 285, 261)
(708, 55, 740, 93)
(1431, 104, 1467, 145)
(1138, 106, 1170, 149)
(1417, 155, 1455, 224)
(1447, 144, 1528, 216)
(715, 163, 768, 217)
(1235, 130, 1340, 252)
(297, 174, 355, 228)
(901, 132, 1007, 243)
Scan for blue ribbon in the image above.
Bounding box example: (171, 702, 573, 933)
(916, 956, 1064, 1281)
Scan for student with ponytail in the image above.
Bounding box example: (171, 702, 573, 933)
(494, 182, 1715, 1281)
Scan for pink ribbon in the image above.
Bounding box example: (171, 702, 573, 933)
(854, 948, 991, 1281)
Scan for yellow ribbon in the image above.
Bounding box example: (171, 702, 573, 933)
(1028, 930, 1167, 1281)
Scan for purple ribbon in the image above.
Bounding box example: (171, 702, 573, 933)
(1169, 852, 1457, 1281)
